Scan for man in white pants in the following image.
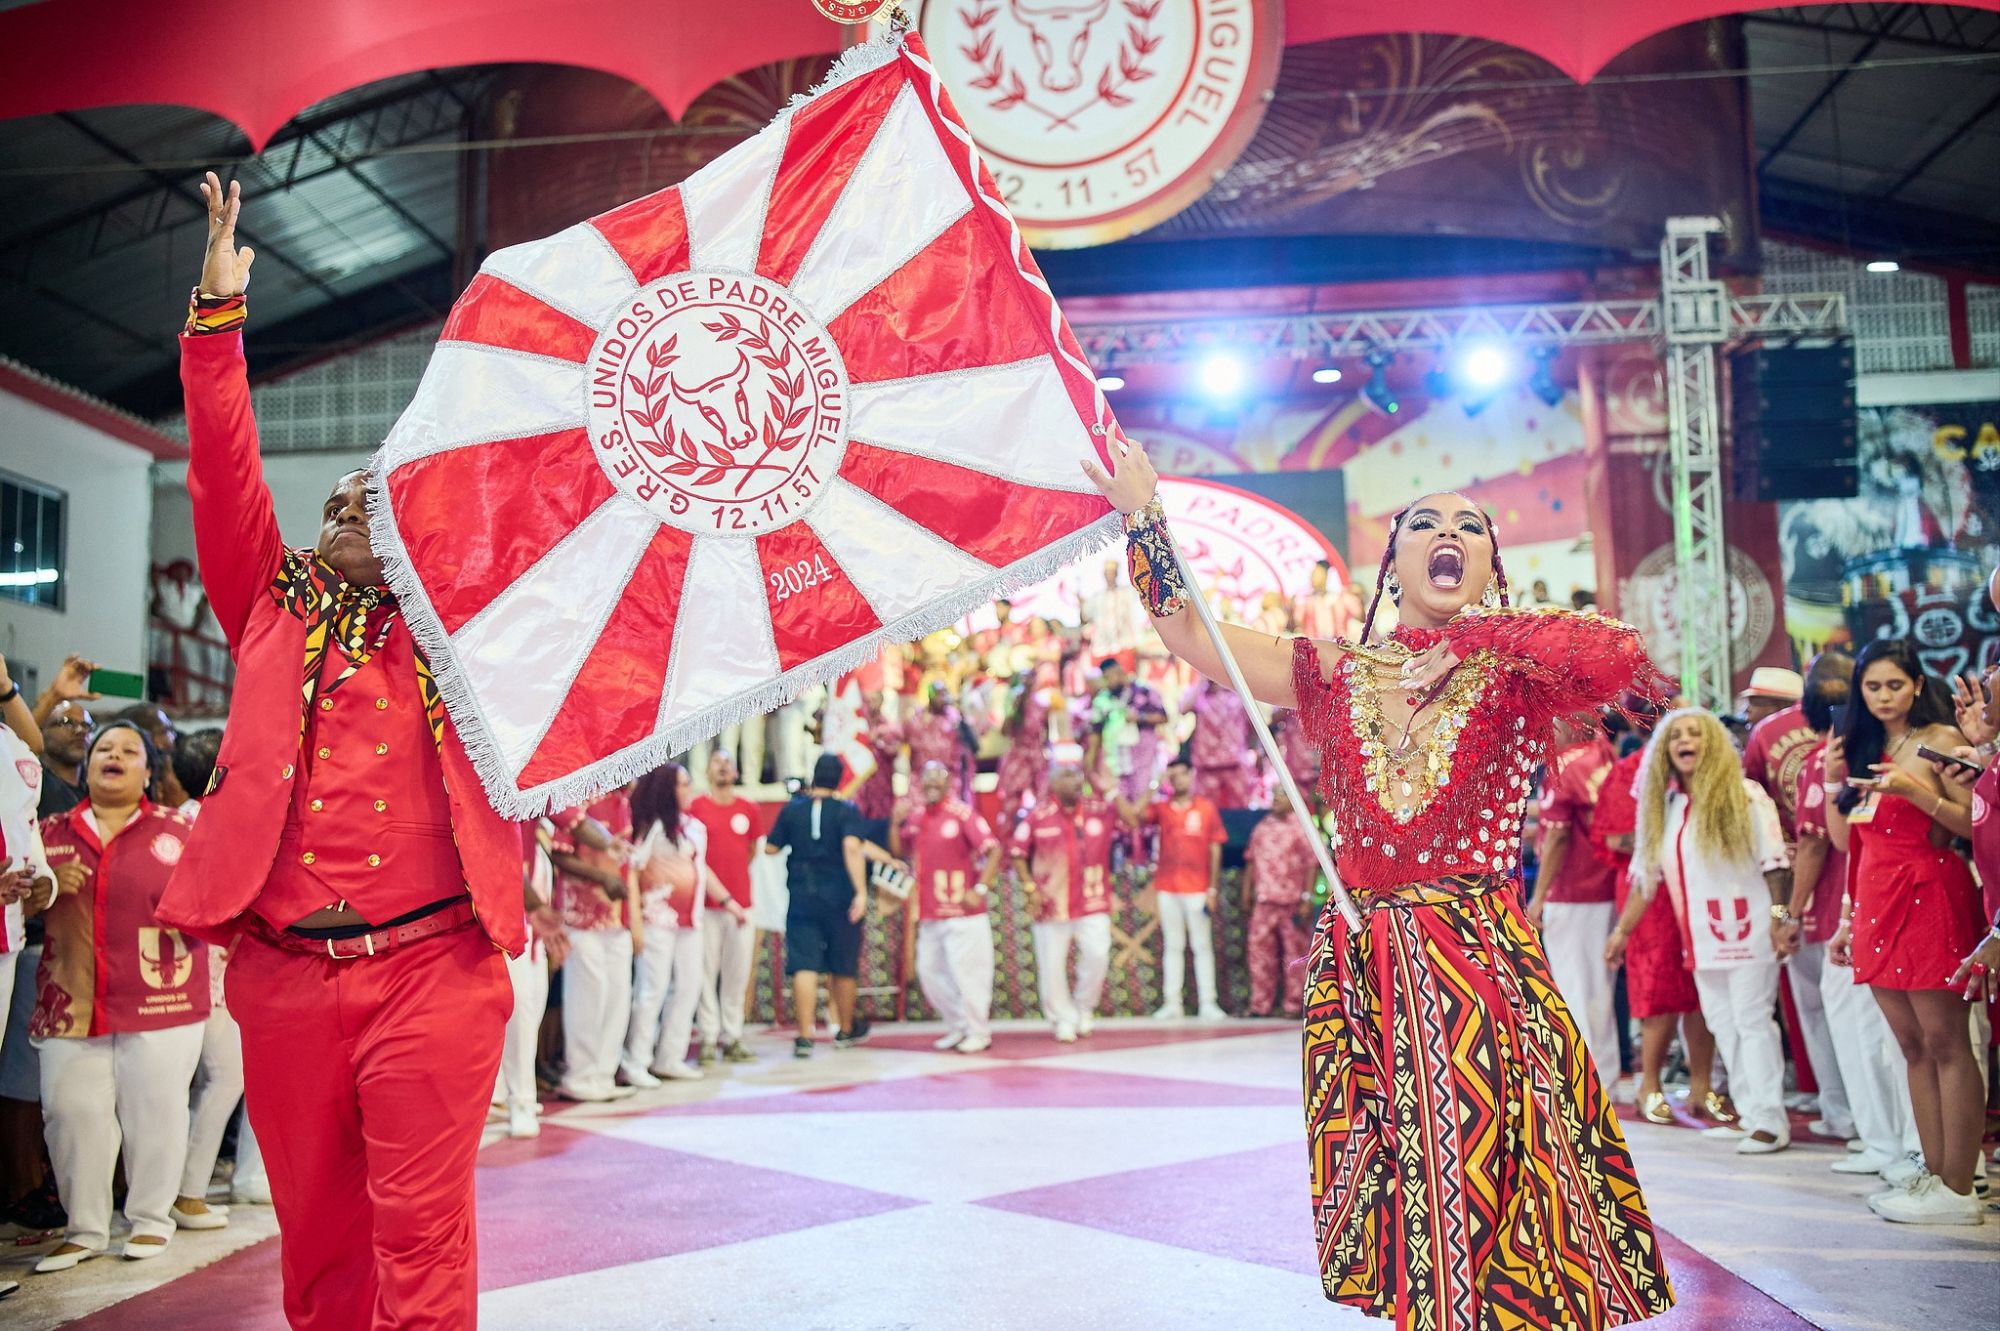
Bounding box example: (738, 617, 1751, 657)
(1530, 723, 1623, 1089)
(895, 763, 999, 1053)
(1132, 756, 1227, 1020)
(1011, 766, 1116, 1043)
(551, 793, 638, 1102)
(497, 820, 566, 1137)
(689, 751, 766, 1065)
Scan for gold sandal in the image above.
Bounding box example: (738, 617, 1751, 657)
(1640, 1091, 1674, 1125)
(1696, 1092, 1739, 1125)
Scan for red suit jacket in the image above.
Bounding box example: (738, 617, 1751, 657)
(156, 332, 525, 955)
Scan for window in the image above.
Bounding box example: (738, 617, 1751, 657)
(0, 473, 65, 610)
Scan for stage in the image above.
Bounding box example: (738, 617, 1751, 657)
(5, 1019, 1992, 1329)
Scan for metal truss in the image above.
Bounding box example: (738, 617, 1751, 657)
(1069, 225, 1849, 707)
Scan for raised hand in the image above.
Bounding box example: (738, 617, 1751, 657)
(197, 171, 256, 297)
(1079, 434, 1158, 516)
(49, 654, 101, 704)
(1950, 669, 2000, 748)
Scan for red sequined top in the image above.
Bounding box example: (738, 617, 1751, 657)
(1291, 608, 1667, 891)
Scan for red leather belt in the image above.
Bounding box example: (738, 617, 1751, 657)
(257, 899, 479, 960)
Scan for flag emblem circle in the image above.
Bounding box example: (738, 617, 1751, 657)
(590, 271, 849, 536)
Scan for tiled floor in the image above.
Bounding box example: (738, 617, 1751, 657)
(4, 1020, 1995, 1329)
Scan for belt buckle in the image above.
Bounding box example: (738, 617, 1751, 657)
(325, 934, 378, 960)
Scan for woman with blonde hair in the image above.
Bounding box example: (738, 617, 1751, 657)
(1613, 707, 1791, 1153)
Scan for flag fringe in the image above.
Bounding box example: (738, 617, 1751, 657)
(786, 31, 906, 113)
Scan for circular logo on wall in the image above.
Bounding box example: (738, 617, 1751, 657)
(918, 0, 1283, 248)
(1622, 542, 1777, 678)
(588, 272, 849, 537)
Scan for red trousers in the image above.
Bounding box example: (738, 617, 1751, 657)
(229, 922, 511, 1329)
(1246, 901, 1309, 1016)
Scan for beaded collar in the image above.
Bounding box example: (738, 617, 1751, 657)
(1343, 632, 1497, 823)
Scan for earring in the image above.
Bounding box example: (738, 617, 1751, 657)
(1385, 574, 1402, 601)
(1482, 578, 1501, 608)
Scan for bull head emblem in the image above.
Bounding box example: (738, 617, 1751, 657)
(668, 349, 756, 451)
(1011, 0, 1111, 94)
(138, 927, 195, 990)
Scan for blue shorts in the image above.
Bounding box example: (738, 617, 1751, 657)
(784, 895, 862, 978)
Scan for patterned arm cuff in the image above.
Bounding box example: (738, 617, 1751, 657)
(1125, 503, 1188, 619)
(184, 287, 246, 336)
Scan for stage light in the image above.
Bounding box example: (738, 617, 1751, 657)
(1310, 367, 1343, 385)
(1362, 346, 1398, 415)
(1865, 260, 1900, 274)
(1200, 355, 1243, 396)
(1096, 374, 1126, 392)
(1528, 346, 1563, 407)
(1457, 343, 1512, 391)
(1423, 362, 1452, 400)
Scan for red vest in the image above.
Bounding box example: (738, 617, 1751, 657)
(156, 333, 525, 955)
(35, 803, 210, 1038)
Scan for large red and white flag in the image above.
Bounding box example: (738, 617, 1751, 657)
(370, 35, 1121, 818)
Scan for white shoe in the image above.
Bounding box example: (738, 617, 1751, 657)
(122, 1237, 170, 1260)
(651, 1063, 704, 1081)
(1846, 1138, 1869, 1154)
(33, 1245, 103, 1274)
(1869, 1174, 1983, 1225)
(605, 1083, 638, 1100)
(1699, 1125, 1747, 1141)
(229, 1180, 272, 1206)
(932, 1032, 965, 1051)
(1880, 1151, 1928, 1188)
(1196, 1003, 1227, 1021)
(1736, 1133, 1790, 1155)
(617, 1066, 663, 1090)
(1808, 1118, 1855, 1139)
(1151, 1004, 1182, 1021)
(1832, 1149, 1897, 1175)
(1053, 1022, 1078, 1043)
(507, 1101, 541, 1139)
(170, 1202, 229, 1230)
(1077, 1015, 1095, 1038)
(957, 1034, 993, 1054)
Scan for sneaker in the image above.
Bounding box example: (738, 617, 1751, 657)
(507, 1101, 541, 1139)
(932, 1032, 965, 1051)
(1053, 1022, 1078, 1044)
(1832, 1149, 1897, 1176)
(793, 1037, 814, 1059)
(1077, 1015, 1095, 1038)
(650, 1062, 704, 1081)
(834, 1017, 872, 1050)
(617, 1066, 663, 1090)
(1880, 1152, 1928, 1188)
(1846, 1138, 1869, 1154)
(697, 1044, 719, 1067)
(1197, 1003, 1228, 1021)
(957, 1034, 993, 1054)
(1151, 1003, 1182, 1021)
(604, 1083, 638, 1101)
(723, 1041, 756, 1064)
(1869, 1174, 1983, 1226)
(1736, 1132, 1790, 1155)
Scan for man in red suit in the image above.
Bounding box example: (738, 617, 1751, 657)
(155, 173, 544, 1329)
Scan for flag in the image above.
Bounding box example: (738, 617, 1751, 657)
(369, 34, 1121, 818)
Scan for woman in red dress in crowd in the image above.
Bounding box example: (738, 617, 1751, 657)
(1588, 720, 1725, 1126)
(1086, 443, 1675, 1331)
(1822, 639, 1984, 1226)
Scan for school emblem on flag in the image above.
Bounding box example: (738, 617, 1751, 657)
(370, 34, 1121, 818)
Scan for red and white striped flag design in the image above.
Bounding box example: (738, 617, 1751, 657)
(370, 35, 1120, 817)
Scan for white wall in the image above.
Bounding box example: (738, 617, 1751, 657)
(152, 448, 374, 568)
(0, 389, 154, 697)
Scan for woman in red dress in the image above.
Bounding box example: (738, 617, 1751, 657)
(1086, 445, 1675, 1331)
(1822, 639, 1984, 1225)
(1589, 732, 1724, 1126)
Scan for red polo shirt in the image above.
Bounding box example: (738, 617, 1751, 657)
(1147, 796, 1226, 895)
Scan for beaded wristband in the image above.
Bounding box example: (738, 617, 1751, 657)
(1125, 502, 1188, 618)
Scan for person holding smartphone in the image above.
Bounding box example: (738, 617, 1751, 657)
(1823, 640, 1985, 1226)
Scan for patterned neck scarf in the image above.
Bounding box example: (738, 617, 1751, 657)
(273, 550, 446, 751)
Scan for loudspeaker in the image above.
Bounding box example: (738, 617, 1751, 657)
(1729, 343, 1859, 502)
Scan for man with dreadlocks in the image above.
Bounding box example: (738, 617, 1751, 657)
(1084, 443, 1676, 1330)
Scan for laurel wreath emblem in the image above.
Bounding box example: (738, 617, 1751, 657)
(622, 313, 816, 498)
(959, 0, 1160, 125)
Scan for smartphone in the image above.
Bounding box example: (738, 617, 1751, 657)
(88, 668, 147, 700)
(1916, 744, 1985, 778)
(1829, 702, 1849, 734)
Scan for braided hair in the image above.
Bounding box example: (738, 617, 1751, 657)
(1361, 498, 1512, 644)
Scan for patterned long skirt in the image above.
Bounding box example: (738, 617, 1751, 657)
(1304, 875, 1675, 1330)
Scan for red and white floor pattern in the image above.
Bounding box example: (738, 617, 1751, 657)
(7, 1021, 1995, 1329)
